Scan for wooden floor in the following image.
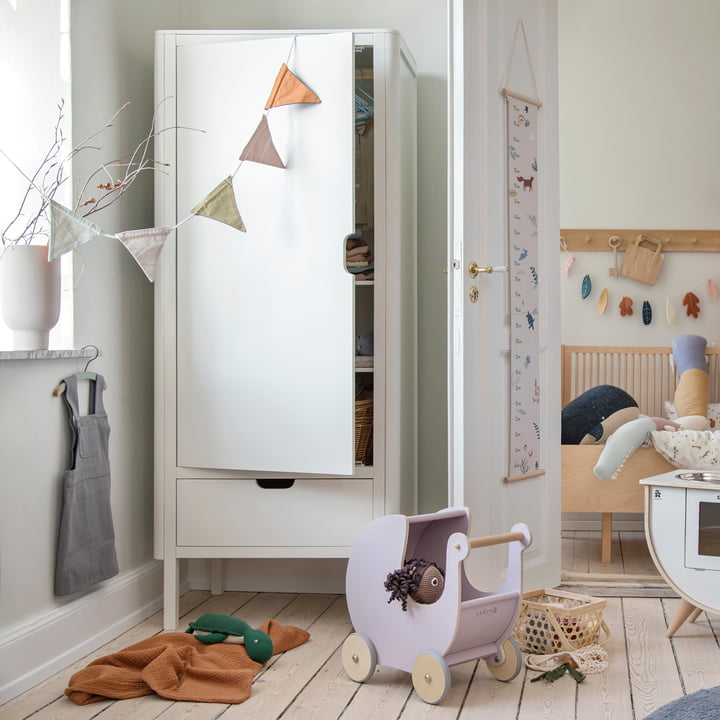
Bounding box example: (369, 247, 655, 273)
(3, 532, 720, 720)
(561, 529, 668, 592)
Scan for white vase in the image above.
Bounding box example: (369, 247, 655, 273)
(0, 244, 61, 350)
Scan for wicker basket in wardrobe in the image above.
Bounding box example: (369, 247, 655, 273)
(354, 398, 374, 465)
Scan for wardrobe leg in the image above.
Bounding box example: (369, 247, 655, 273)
(163, 557, 179, 630)
(210, 559, 224, 595)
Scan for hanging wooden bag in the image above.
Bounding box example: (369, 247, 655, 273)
(619, 234, 665, 285)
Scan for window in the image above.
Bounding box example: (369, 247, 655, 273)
(0, 0, 73, 350)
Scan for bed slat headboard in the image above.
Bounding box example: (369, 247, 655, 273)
(561, 345, 720, 417)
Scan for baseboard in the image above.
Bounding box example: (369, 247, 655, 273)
(562, 519, 645, 532)
(0, 560, 169, 705)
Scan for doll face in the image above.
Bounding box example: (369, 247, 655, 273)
(415, 564, 445, 604)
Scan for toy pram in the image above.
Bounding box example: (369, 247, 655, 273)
(342, 506, 532, 704)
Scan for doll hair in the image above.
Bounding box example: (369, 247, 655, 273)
(384, 558, 445, 611)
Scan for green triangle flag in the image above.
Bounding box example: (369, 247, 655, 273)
(49, 201, 104, 260)
(191, 177, 247, 232)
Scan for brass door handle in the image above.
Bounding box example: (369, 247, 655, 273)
(468, 262, 509, 278)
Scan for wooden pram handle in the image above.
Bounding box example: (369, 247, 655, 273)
(466, 531, 526, 549)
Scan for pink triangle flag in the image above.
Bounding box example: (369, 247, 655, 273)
(116, 227, 171, 282)
(239, 116, 285, 169)
(191, 177, 247, 232)
(49, 201, 104, 261)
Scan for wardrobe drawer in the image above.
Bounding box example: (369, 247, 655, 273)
(176, 477, 373, 547)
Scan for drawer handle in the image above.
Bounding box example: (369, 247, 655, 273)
(256, 479, 295, 490)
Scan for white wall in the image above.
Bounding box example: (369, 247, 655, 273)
(0, 0, 449, 701)
(0, 1, 160, 702)
(559, 0, 720, 347)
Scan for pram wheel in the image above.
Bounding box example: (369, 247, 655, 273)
(342, 633, 377, 683)
(411, 652, 451, 704)
(486, 637, 522, 682)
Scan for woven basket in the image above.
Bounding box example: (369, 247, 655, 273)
(354, 398, 373, 465)
(512, 588, 610, 654)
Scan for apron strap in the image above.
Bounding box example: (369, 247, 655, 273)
(60, 375, 81, 419)
(91, 374, 107, 415)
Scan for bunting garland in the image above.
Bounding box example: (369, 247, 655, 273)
(116, 227, 172, 282)
(239, 116, 286, 169)
(49, 201, 104, 261)
(265, 63, 321, 109)
(191, 177, 247, 231)
(46, 40, 321, 282)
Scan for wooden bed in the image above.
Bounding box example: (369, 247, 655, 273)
(561, 344, 720, 563)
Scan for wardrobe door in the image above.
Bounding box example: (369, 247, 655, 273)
(174, 34, 355, 475)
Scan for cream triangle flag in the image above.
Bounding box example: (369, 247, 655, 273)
(49, 201, 104, 261)
(116, 227, 171, 282)
(265, 63, 321, 109)
(239, 116, 285, 169)
(191, 177, 247, 232)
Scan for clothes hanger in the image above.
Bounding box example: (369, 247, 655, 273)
(52, 345, 104, 396)
(355, 87, 374, 127)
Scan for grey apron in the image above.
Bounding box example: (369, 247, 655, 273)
(55, 374, 118, 595)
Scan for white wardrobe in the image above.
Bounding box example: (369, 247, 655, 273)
(154, 29, 418, 628)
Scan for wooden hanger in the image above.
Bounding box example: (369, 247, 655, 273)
(52, 345, 105, 396)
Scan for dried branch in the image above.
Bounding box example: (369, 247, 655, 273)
(0, 99, 182, 246)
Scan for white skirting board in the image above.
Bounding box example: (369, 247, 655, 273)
(0, 561, 172, 705)
(562, 516, 644, 532)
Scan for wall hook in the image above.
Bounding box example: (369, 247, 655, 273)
(82, 344, 101, 372)
(52, 345, 103, 397)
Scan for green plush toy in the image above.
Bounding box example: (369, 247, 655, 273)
(186, 612, 273, 662)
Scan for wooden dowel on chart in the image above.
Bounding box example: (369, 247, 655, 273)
(504, 469, 546, 483)
(501, 88, 543, 108)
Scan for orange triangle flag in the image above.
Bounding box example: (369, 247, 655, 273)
(265, 63, 321, 109)
(239, 116, 285, 169)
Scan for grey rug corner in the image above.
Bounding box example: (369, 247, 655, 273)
(645, 686, 720, 719)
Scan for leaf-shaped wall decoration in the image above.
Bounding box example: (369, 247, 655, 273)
(666, 298, 675, 325)
(581, 274, 591, 299)
(642, 300, 652, 326)
(683, 291, 700, 318)
(598, 288, 608, 315)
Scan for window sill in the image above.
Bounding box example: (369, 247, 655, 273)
(0, 348, 96, 361)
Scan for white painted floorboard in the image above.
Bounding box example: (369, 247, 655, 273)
(2, 533, 718, 720)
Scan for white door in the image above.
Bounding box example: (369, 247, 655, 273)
(448, 0, 561, 589)
(173, 33, 356, 475)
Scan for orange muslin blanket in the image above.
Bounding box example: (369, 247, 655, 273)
(65, 619, 310, 705)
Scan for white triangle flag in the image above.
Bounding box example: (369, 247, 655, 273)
(49, 201, 104, 261)
(116, 227, 171, 282)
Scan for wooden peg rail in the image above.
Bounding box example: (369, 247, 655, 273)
(561, 229, 720, 253)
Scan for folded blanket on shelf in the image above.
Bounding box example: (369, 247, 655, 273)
(354, 270, 375, 280)
(64, 619, 310, 706)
